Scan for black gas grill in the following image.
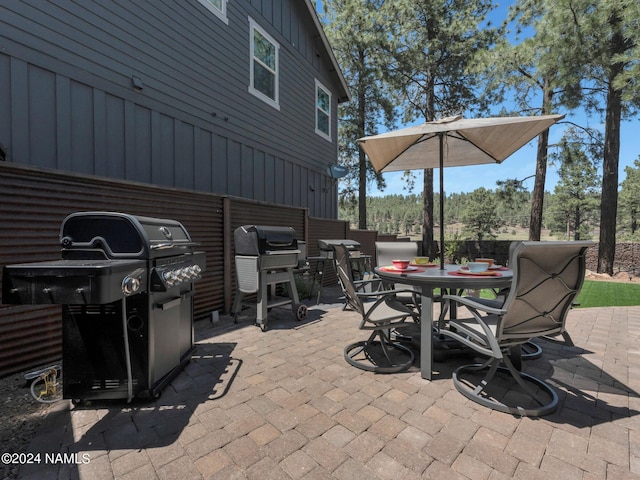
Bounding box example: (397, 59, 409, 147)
(2, 212, 205, 402)
(232, 225, 307, 331)
(317, 239, 361, 258)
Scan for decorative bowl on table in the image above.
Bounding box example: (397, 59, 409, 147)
(467, 262, 489, 273)
(412, 257, 430, 265)
(392, 259, 411, 270)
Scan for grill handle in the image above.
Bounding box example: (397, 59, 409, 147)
(150, 243, 174, 250)
(150, 241, 200, 250)
(60, 236, 145, 258)
(155, 291, 194, 310)
(156, 296, 182, 310)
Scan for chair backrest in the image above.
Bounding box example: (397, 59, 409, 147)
(332, 244, 365, 315)
(499, 241, 593, 341)
(375, 241, 419, 267)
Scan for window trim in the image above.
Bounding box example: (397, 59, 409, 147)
(315, 79, 332, 142)
(248, 17, 280, 110)
(195, 0, 229, 24)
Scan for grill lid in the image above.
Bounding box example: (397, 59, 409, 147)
(60, 212, 198, 260)
(317, 239, 361, 251)
(234, 225, 298, 256)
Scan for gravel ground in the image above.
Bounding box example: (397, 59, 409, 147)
(0, 369, 57, 480)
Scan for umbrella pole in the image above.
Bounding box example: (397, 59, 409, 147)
(439, 133, 445, 269)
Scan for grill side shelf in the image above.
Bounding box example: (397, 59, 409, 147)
(2, 260, 148, 305)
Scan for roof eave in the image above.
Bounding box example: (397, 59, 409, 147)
(304, 0, 351, 103)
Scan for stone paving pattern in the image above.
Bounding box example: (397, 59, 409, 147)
(18, 290, 640, 479)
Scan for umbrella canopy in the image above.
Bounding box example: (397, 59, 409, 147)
(358, 114, 565, 266)
(359, 114, 565, 173)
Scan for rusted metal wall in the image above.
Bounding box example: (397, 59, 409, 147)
(227, 198, 307, 238)
(347, 229, 378, 257)
(0, 163, 224, 376)
(376, 234, 398, 242)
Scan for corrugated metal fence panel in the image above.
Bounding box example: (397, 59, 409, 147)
(0, 163, 224, 376)
(0, 306, 62, 377)
(307, 217, 349, 286)
(376, 234, 398, 242)
(347, 230, 378, 258)
(228, 198, 307, 241)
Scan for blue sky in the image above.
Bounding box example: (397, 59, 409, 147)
(359, 2, 640, 197)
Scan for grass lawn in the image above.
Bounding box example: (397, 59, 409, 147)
(574, 280, 640, 308)
(463, 280, 640, 308)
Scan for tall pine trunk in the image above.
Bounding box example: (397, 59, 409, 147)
(598, 84, 621, 273)
(529, 78, 554, 241)
(597, 11, 625, 274)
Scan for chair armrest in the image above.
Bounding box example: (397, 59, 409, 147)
(442, 294, 506, 315)
(440, 294, 504, 357)
(352, 278, 383, 294)
(357, 287, 419, 299)
(353, 278, 381, 287)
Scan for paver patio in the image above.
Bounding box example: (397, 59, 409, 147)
(17, 288, 640, 479)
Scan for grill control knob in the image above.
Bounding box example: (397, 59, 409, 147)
(122, 276, 141, 296)
(163, 270, 177, 287)
(177, 268, 189, 282)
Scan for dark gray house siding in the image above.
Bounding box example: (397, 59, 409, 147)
(0, 0, 349, 218)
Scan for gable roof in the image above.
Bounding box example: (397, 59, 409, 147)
(304, 0, 351, 103)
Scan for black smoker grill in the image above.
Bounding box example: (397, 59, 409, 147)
(2, 212, 205, 402)
(233, 225, 307, 331)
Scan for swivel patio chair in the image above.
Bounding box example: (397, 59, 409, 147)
(461, 242, 543, 363)
(375, 241, 460, 348)
(375, 241, 421, 306)
(439, 241, 593, 416)
(333, 244, 419, 373)
(464, 241, 580, 363)
(375, 241, 423, 342)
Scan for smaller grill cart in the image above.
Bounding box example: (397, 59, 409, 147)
(232, 225, 307, 331)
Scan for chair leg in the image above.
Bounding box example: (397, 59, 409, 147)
(452, 354, 559, 417)
(344, 330, 414, 374)
(541, 330, 574, 347)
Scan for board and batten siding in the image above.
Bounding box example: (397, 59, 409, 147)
(0, 0, 344, 218)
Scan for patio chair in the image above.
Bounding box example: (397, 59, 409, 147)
(464, 241, 580, 362)
(333, 244, 419, 373)
(375, 241, 422, 312)
(460, 242, 542, 362)
(377, 242, 460, 341)
(439, 241, 593, 416)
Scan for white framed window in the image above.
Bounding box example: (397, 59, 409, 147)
(196, 0, 228, 25)
(315, 79, 331, 141)
(249, 17, 280, 110)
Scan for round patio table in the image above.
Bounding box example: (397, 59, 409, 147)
(375, 263, 513, 380)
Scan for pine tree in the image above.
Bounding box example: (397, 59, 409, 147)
(380, 0, 500, 256)
(319, 0, 397, 229)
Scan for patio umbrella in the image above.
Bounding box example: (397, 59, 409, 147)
(358, 114, 565, 267)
